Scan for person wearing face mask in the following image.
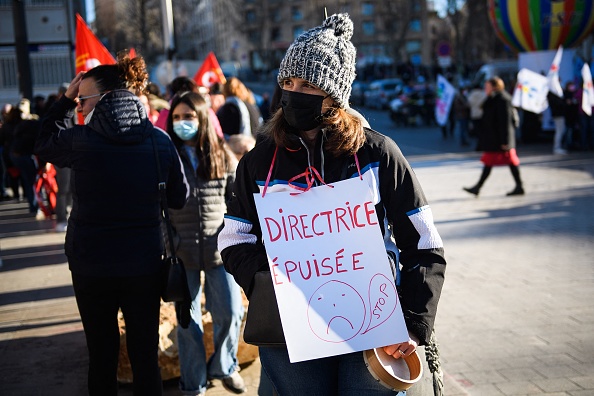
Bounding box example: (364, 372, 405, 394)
(165, 92, 246, 396)
(34, 51, 189, 396)
(217, 14, 446, 395)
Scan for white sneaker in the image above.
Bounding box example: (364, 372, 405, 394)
(554, 148, 567, 155)
(55, 222, 68, 232)
(35, 209, 46, 220)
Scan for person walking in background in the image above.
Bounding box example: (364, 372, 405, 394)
(9, 102, 40, 214)
(218, 13, 446, 395)
(467, 83, 486, 138)
(464, 76, 525, 197)
(563, 81, 580, 150)
(165, 92, 246, 396)
(34, 51, 188, 396)
(452, 88, 471, 146)
(547, 88, 567, 155)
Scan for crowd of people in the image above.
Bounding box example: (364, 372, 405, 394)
(7, 9, 594, 396)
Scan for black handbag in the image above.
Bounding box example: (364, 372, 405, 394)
(150, 135, 191, 327)
(242, 271, 286, 346)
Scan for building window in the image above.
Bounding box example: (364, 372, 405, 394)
(362, 2, 374, 16)
(405, 40, 421, 52)
(246, 11, 256, 23)
(271, 27, 281, 41)
(291, 6, 302, 21)
(293, 25, 304, 39)
(273, 8, 282, 22)
(362, 21, 375, 36)
(409, 19, 421, 32)
(249, 31, 261, 44)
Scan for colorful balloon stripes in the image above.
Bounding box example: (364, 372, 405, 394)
(488, 0, 594, 52)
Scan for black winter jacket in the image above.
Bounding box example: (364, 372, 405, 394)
(35, 91, 189, 277)
(217, 129, 446, 345)
(478, 90, 516, 152)
(168, 145, 236, 270)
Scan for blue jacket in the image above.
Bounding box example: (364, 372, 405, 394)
(35, 90, 188, 277)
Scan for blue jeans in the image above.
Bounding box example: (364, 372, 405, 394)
(10, 154, 38, 212)
(177, 265, 244, 395)
(259, 347, 405, 395)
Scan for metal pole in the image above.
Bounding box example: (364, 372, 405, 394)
(12, 0, 33, 100)
(161, 0, 176, 83)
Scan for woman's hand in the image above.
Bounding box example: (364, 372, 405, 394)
(64, 72, 85, 101)
(382, 333, 419, 360)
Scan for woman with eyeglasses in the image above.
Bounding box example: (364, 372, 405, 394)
(164, 91, 246, 396)
(34, 51, 189, 396)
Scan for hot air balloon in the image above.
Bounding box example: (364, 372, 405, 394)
(488, 0, 594, 52)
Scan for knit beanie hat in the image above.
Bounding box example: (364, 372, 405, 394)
(277, 13, 356, 109)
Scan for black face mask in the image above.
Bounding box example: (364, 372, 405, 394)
(280, 89, 329, 131)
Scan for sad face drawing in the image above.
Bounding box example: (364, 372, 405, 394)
(307, 280, 366, 342)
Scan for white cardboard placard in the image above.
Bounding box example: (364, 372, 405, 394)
(254, 176, 408, 362)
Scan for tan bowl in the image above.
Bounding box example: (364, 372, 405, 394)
(363, 348, 423, 391)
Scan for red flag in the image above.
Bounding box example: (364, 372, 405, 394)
(193, 52, 227, 87)
(75, 13, 115, 74)
(129, 48, 137, 59)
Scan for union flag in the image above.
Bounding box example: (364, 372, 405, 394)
(193, 52, 226, 87)
(75, 13, 115, 74)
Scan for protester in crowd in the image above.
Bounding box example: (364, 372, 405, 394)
(34, 51, 189, 396)
(218, 14, 446, 395)
(9, 104, 41, 214)
(0, 103, 14, 200)
(33, 95, 47, 118)
(209, 82, 226, 113)
(52, 83, 74, 232)
(467, 83, 486, 137)
(165, 91, 245, 396)
(564, 81, 580, 150)
(464, 76, 524, 197)
(0, 106, 23, 201)
(155, 76, 224, 139)
(547, 89, 567, 155)
(216, 77, 262, 137)
(452, 88, 471, 146)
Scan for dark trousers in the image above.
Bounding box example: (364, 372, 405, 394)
(71, 272, 163, 396)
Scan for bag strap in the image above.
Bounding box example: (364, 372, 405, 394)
(150, 133, 177, 259)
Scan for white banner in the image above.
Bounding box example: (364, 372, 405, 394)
(435, 74, 455, 126)
(254, 176, 408, 363)
(582, 63, 594, 116)
(547, 46, 564, 98)
(512, 68, 549, 114)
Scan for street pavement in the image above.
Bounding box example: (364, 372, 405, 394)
(1, 110, 593, 395)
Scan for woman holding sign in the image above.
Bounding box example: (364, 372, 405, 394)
(218, 13, 446, 395)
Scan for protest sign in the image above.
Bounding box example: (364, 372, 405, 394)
(254, 176, 408, 363)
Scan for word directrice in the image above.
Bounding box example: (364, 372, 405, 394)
(264, 201, 378, 243)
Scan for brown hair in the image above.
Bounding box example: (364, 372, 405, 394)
(260, 106, 365, 157)
(83, 50, 148, 94)
(223, 77, 251, 103)
(487, 76, 505, 92)
(167, 92, 234, 180)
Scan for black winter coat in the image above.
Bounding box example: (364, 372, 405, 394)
(478, 90, 516, 152)
(35, 90, 189, 277)
(218, 130, 446, 345)
(168, 145, 236, 270)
